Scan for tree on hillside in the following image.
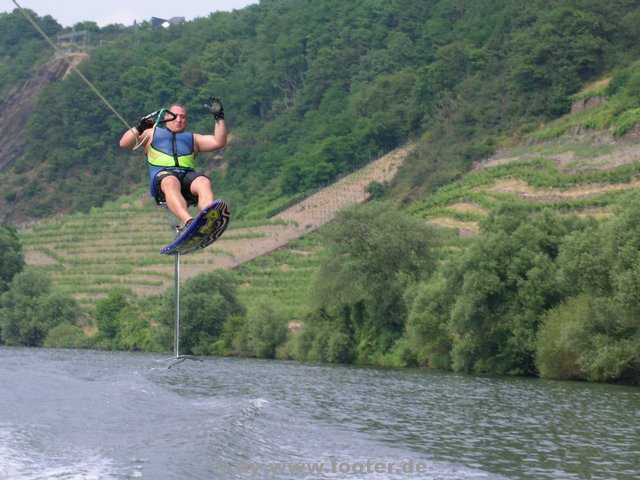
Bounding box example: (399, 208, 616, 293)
(157, 270, 246, 355)
(537, 192, 640, 384)
(92, 290, 157, 351)
(0, 225, 24, 294)
(0, 269, 80, 346)
(405, 271, 455, 370)
(303, 201, 438, 363)
(95, 290, 129, 341)
(408, 205, 584, 375)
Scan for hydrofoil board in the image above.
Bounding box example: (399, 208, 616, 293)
(161, 199, 230, 255)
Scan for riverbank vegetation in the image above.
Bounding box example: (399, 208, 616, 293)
(2, 188, 639, 385)
(1, 0, 640, 385)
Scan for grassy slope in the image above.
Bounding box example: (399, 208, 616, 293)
(17, 100, 640, 320)
(18, 191, 319, 313)
(18, 146, 406, 316)
(409, 132, 640, 235)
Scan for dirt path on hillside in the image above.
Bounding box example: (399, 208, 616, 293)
(108, 145, 411, 294)
(22, 144, 412, 294)
(196, 145, 411, 272)
(473, 131, 640, 173)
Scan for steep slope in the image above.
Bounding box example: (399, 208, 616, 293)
(0, 54, 88, 223)
(0, 54, 86, 172)
(410, 125, 640, 236)
(19, 144, 409, 307)
(20, 123, 640, 311)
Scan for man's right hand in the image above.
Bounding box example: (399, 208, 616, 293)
(134, 111, 159, 134)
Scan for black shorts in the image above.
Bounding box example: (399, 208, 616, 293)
(153, 168, 209, 206)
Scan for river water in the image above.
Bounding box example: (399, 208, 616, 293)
(0, 347, 638, 480)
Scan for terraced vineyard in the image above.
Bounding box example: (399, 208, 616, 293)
(18, 145, 407, 313)
(409, 133, 640, 235)
(17, 133, 640, 316)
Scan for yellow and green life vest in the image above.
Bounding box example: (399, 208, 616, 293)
(147, 127, 196, 168)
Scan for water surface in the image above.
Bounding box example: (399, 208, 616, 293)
(0, 347, 638, 479)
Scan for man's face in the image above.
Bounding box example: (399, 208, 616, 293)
(166, 106, 187, 132)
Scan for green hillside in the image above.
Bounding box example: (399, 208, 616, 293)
(21, 122, 640, 310)
(12, 113, 640, 384)
(3, 0, 640, 223)
(16, 189, 323, 316)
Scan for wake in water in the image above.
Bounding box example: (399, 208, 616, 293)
(1, 347, 638, 479)
(0, 424, 143, 479)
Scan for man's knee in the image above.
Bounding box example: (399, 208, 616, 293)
(191, 175, 213, 194)
(160, 175, 181, 192)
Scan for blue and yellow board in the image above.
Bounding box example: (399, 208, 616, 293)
(161, 200, 230, 255)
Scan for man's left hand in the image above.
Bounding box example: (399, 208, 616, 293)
(204, 97, 224, 120)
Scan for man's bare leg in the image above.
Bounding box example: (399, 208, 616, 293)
(160, 176, 192, 225)
(190, 176, 214, 211)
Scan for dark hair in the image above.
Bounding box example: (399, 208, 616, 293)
(166, 104, 186, 117)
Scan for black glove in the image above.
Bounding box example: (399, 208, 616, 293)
(134, 111, 159, 134)
(203, 97, 224, 120)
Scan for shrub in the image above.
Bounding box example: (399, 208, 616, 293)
(536, 295, 640, 384)
(157, 270, 246, 355)
(245, 302, 288, 359)
(535, 295, 591, 380)
(44, 323, 88, 349)
(0, 270, 80, 347)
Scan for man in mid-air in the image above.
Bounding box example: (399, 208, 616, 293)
(119, 97, 226, 230)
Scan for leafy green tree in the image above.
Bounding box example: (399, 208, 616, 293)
(536, 295, 639, 384)
(211, 314, 248, 356)
(245, 301, 288, 358)
(508, 6, 607, 107)
(293, 309, 346, 363)
(0, 225, 24, 293)
(349, 68, 421, 152)
(535, 294, 593, 380)
(44, 323, 88, 349)
(158, 271, 246, 355)
(444, 206, 581, 374)
(558, 192, 640, 301)
(0, 270, 80, 346)
(548, 192, 640, 383)
(308, 201, 438, 363)
(405, 273, 454, 369)
(95, 290, 129, 340)
(72, 21, 99, 32)
(116, 304, 155, 351)
(556, 222, 611, 296)
(92, 290, 154, 351)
